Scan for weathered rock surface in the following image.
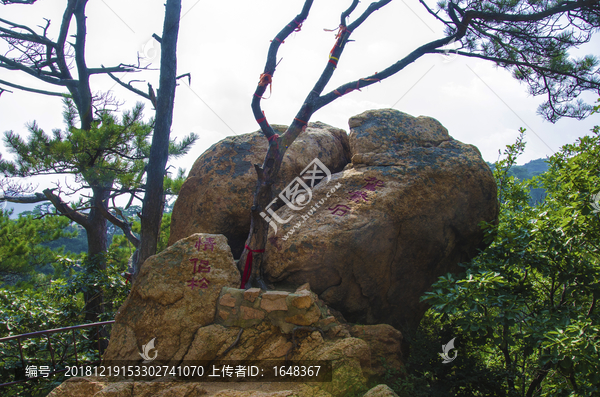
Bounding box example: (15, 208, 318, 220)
(47, 378, 400, 397)
(47, 378, 332, 397)
(103, 233, 240, 363)
(264, 109, 498, 334)
(179, 321, 370, 396)
(168, 123, 351, 258)
(350, 325, 403, 378)
(363, 384, 400, 397)
(48, 378, 398, 397)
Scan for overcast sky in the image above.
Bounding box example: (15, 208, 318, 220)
(1, 0, 599, 208)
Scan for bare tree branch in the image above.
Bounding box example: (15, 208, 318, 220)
(251, 0, 313, 139)
(0, 78, 66, 96)
(105, 68, 152, 101)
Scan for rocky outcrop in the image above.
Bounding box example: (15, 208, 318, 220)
(95, 227, 405, 397)
(55, 108, 498, 397)
(263, 109, 498, 334)
(55, 283, 403, 397)
(103, 233, 240, 363)
(168, 123, 351, 258)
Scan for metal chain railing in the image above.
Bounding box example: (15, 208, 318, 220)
(0, 320, 114, 388)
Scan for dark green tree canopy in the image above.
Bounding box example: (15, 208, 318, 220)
(0, 100, 197, 248)
(0, 209, 73, 275)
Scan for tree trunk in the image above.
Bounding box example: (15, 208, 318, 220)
(238, 124, 305, 289)
(135, 0, 182, 278)
(525, 362, 552, 397)
(72, 0, 93, 131)
(83, 187, 109, 323)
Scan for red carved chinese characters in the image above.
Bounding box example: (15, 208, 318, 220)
(328, 176, 384, 218)
(363, 177, 384, 191)
(347, 190, 369, 203)
(188, 237, 214, 290)
(187, 279, 201, 290)
(197, 259, 211, 273)
(328, 204, 351, 216)
(202, 237, 216, 251)
(189, 258, 211, 273)
(195, 236, 216, 251)
(197, 278, 210, 289)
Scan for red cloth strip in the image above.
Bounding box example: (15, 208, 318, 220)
(240, 244, 265, 289)
(288, 19, 303, 32)
(257, 73, 273, 98)
(294, 118, 307, 125)
(256, 110, 267, 124)
(258, 73, 272, 87)
(268, 133, 279, 150)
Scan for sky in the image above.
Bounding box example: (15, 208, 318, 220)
(1, 0, 599, 213)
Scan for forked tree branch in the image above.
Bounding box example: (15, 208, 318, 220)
(94, 196, 140, 248)
(42, 188, 90, 227)
(251, 0, 314, 140)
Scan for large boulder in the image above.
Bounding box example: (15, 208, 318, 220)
(168, 123, 351, 258)
(103, 233, 240, 363)
(263, 109, 498, 334)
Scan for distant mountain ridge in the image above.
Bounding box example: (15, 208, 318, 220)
(488, 158, 549, 204)
(487, 158, 549, 179)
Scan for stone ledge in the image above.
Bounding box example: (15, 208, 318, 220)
(215, 284, 339, 334)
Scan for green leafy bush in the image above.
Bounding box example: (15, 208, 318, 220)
(422, 120, 600, 396)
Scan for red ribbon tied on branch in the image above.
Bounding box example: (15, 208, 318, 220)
(268, 133, 279, 150)
(240, 244, 265, 289)
(325, 24, 352, 55)
(257, 73, 273, 98)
